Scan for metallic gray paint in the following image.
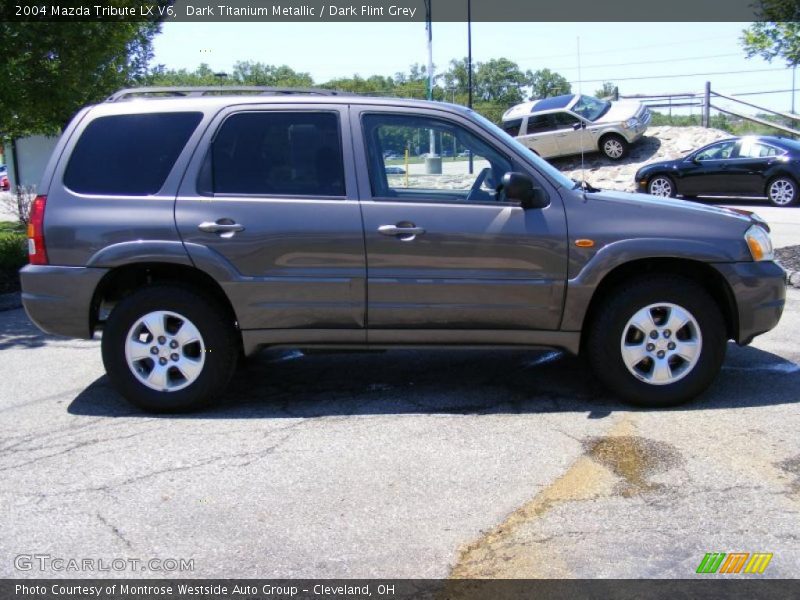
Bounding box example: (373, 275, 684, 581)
(20, 265, 109, 339)
(21, 94, 786, 359)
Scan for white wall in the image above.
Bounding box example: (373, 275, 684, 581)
(7, 135, 60, 190)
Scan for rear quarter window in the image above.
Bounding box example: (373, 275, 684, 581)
(63, 112, 203, 195)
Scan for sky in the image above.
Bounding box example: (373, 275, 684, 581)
(151, 21, 798, 116)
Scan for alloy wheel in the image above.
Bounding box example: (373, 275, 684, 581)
(648, 177, 673, 197)
(769, 179, 796, 206)
(620, 302, 702, 386)
(603, 138, 625, 159)
(124, 310, 206, 392)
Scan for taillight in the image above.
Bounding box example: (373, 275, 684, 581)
(27, 195, 48, 265)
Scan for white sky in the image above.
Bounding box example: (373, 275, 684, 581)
(151, 21, 798, 115)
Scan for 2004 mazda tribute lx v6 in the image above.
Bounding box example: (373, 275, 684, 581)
(20, 87, 786, 412)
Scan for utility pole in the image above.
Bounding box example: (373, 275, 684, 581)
(467, 0, 473, 174)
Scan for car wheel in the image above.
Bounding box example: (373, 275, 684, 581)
(586, 275, 726, 408)
(102, 285, 238, 412)
(600, 134, 629, 160)
(766, 176, 798, 207)
(647, 175, 676, 198)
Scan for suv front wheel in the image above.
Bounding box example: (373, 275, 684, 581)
(102, 285, 238, 412)
(586, 275, 726, 407)
(599, 134, 629, 160)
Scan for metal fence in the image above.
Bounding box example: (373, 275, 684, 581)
(617, 82, 800, 136)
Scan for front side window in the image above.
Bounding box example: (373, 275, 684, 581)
(552, 112, 581, 129)
(694, 140, 736, 161)
(362, 113, 513, 204)
(208, 111, 345, 196)
(64, 112, 202, 195)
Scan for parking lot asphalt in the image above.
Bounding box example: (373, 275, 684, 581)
(0, 286, 798, 579)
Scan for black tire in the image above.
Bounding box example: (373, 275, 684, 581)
(647, 175, 676, 198)
(599, 134, 629, 160)
(102, 285, 238, 412)
(766, 175, 798, 207)
(585, 275, 726, 408)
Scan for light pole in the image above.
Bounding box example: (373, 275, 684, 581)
(423, 0, 440, 173)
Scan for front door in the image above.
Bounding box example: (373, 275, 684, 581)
(679, 139, 739, 196)
(351, 107, 568, 335)
(175, 106, 366, 334)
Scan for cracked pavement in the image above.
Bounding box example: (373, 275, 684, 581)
(0, 288, 798, 579)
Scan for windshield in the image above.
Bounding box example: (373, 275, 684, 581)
(469, 110, 574, 190)
(571, 95, 611, 122)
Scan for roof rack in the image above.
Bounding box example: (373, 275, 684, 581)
(106, 86, 342, 102)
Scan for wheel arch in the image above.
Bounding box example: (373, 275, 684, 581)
(578, 257, 738, 349)
(90, 262, 240, 336)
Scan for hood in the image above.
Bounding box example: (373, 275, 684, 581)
(587, 188, 755, 228)
(594, 100, 642, 124)
(635, 157, 684, 178)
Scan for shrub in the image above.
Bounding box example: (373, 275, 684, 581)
(0, 231, 27, 268)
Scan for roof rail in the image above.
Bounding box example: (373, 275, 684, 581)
(105, 86, 342, 102)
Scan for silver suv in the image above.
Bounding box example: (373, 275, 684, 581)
(502, 94, 650, 160)
(20, 87, 784, 412)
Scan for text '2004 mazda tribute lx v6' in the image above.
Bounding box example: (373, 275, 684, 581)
(20, 87, 786, 412)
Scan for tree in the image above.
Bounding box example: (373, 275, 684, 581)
(594, 82, 617, 99)
(0, 22, 159, 139)
(529, 69, 572, 99)
(741, 1, 800, 67)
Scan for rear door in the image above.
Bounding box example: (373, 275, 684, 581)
(518, 114, 560, 157)
(351, 106, 568, 336)
(728, 139, 786, 195)
(175, 104, 366, 336)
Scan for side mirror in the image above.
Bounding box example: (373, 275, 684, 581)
(501, 172, 549, 209)
(572, 122, 586, 131)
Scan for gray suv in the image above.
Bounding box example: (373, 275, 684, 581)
(20, 87, 786, 412)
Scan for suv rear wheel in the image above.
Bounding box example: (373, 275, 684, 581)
(102, 285, 238, 412)
(586, 275, 726, 407)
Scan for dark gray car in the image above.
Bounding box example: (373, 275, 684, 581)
(20, 87, 786, 412)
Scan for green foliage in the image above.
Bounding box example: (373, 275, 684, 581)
(0, 230, 26, 271)
(741, 1, 800, 67)
(0, 19, 160, 139)
(595, 82, 617, 99)
(529, 69, 572, 99)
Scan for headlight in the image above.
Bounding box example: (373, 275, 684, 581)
(623, 118, 638, 129)
(745, 225, 774, 261)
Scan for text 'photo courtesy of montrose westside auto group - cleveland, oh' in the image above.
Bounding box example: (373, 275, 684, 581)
(0, 0, 799, 599)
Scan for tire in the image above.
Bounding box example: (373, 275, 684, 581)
(585, 275, 726, 408)
(599, 134, 629, 160)
(647, 175, 676, 198)
(766, 175, 798, 207)
(102, 285, 238, 412)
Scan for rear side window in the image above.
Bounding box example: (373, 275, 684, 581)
(207, 111, 345, 197)
(502, 118, 523, 136)
(64, 112, 202, 195)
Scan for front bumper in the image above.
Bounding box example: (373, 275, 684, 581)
(712, 261, 786, 345)
(20, 264, 109, 339)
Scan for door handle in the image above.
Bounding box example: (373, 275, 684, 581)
(198, 220, 245, 238)
(378, 224, 425, 241)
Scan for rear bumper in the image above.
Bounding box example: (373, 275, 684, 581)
(712, 261, 786, 345)
(20, 265, 108, 339)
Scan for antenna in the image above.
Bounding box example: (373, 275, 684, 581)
(577, 36, 587, 199)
